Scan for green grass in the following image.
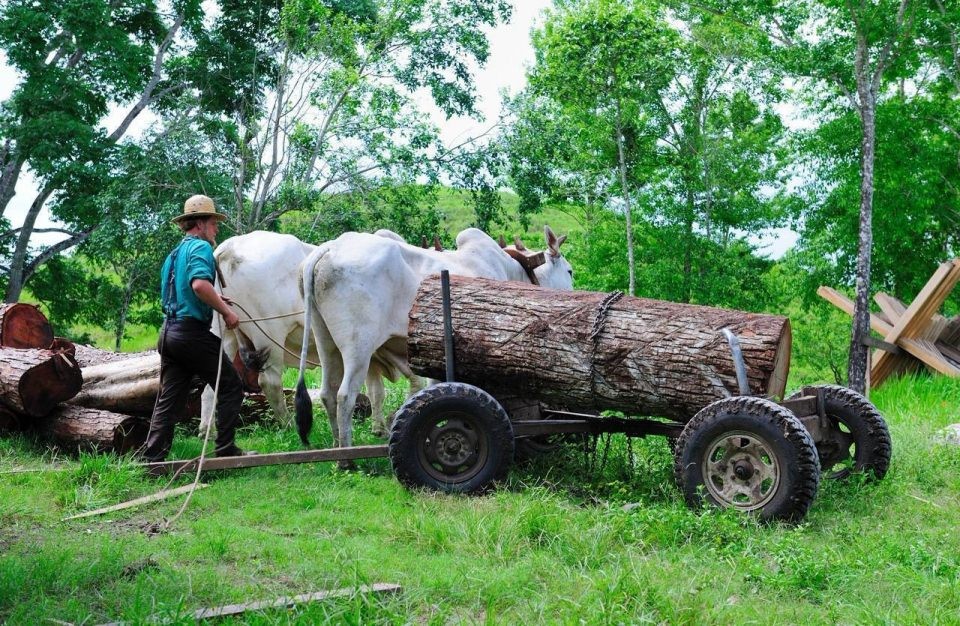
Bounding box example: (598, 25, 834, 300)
(2, 374, 960, 623)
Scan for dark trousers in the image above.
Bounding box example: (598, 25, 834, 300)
(143, 318, 244, 461)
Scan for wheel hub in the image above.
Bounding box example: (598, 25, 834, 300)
(419, 414, 486, 481)
(733, 460, 755, 480)
(436, 431, 471, 466)
(702, 432, 781, 511)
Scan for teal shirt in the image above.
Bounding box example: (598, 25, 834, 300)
(160, 236, 216, 323)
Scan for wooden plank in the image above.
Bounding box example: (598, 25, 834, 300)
(873, 292, 905, 324)
(872, 260, 960, 385)
(900, 260, 960, 338)
(96, 583, 402, 625)
(817, 286, 893, 335)
(62, 484, 209, 521)
(142, 444, 389, 475)
(191, 584, 402, 620)
(882, 260, 957, 343)
(900, 338, 960, 377)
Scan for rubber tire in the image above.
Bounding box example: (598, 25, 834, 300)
(389, 382, 514, 494)
(674, 396, 821, 523)
(787, 384, 892, 480)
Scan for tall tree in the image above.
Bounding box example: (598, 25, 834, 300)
(0, 0, 282, 302)
(219, 0, 512, 234)
(529, 0, 679, 296)
(648, 12, 785, 302)
(684, 0, 933, 392)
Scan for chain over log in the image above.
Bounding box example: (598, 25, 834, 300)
(408, 275, 791, 422)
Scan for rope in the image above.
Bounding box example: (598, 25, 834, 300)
(229, 301, 321, 368)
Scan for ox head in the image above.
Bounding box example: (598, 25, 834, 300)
(507, 226, 572, 290)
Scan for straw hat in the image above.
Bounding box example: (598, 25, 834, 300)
(172, 195, 226, 224)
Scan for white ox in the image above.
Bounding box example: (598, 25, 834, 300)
(294, 226, 574, 450)
(201, 230, 408, 434)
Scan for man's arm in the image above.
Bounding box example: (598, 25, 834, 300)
(192, 279, 240, 330)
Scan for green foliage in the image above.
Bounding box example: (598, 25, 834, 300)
(791, 95, 960, 308)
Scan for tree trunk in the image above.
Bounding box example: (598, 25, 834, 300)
(615, 103, 636, 297)
(848, 34, 878, 395)
(0, 347, 83, 418)
(0, 303, 54, 349)
(40, 405, 149, 453)
(409, 275, 792, 422)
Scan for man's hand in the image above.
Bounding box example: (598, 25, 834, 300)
(223, 309, 240, 330)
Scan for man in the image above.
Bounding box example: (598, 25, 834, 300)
(142, 195, 254, 462)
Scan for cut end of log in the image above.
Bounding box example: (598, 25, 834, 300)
(22, 354, 83, 417)
(0, 303, 54, 349)
(766, 320, 791, 401)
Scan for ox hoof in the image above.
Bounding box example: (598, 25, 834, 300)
(336, 459, 358, 472)
(353, 394, 372, 421)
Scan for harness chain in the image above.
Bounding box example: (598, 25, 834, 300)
(588, 290, 624, 398)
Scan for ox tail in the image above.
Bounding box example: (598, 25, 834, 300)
(294, 247, 324, 447)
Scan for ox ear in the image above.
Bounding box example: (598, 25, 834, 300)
(433, 236, 443, 251)
(545, 225, 564, 256)
(513, 236, 527, 251)
(498, 234, 507, 248)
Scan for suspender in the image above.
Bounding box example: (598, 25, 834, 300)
(162, 240, 188, 320)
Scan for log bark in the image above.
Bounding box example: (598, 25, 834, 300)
(408, 275, 791, 422)
(0, 404, 21, 433)
(0, 346, 83, 417)
(40, 404, 149, 453)
(0, 303, 54, 349)
(69, 352, 162, 416)
(72, 344, 156, 368)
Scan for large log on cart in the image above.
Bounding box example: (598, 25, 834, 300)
(0, 346, 83, 418)
(40, 405, 149, 453)
(408, 275, 791, 422)
(0, 303, 54, 349)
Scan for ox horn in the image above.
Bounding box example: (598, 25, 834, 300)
(420, 236, 428, 249)
(498, 235, 507, 248)
(513, 236, 527, 251)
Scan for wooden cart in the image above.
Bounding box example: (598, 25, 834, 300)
(386, 272, 892, 523)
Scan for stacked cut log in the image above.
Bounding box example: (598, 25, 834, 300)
(409, 275, 791, 422)
(0, 305, 156, 451)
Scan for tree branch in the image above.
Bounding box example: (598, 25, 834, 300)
(23, 228, 97, 281)
(107, 11, 186, 143)
(871, 0, 913, 89)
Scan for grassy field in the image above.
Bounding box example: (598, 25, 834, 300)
(2, 373, 959, 624)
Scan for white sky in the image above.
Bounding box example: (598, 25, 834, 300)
(0, 0, 797, 257)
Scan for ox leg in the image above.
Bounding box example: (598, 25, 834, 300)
(313, 320, 343, 446)
(366, 365, 388, 437)
(335, 362, 366, 457)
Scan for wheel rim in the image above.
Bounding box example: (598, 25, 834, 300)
(701, 430, 781, 511)
(818, 416, 856, 479)
(416, 410, 489, 484)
